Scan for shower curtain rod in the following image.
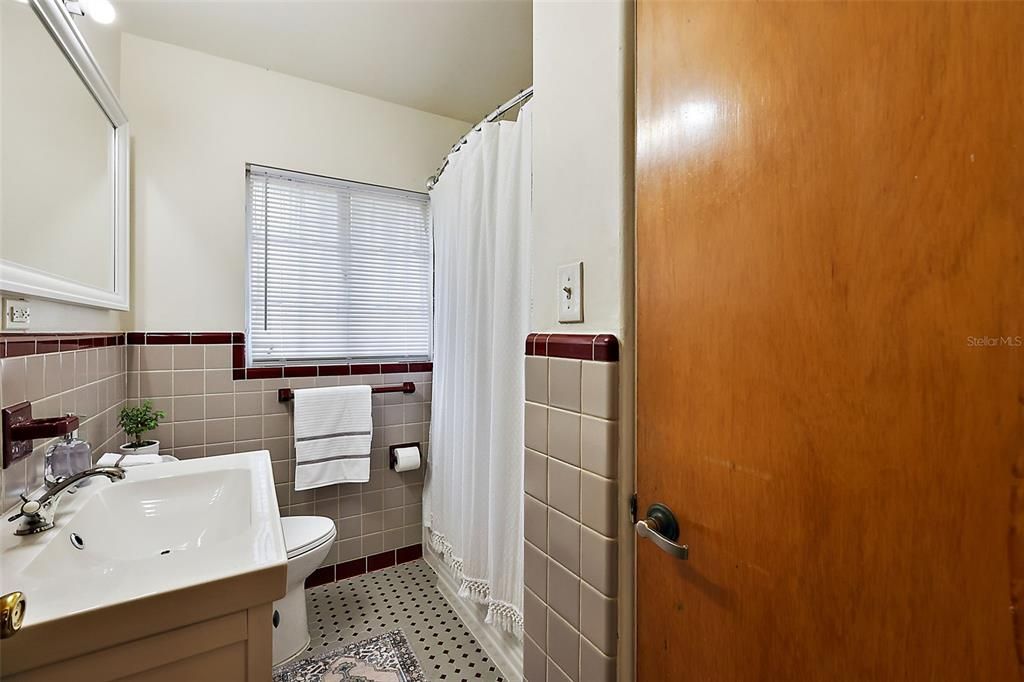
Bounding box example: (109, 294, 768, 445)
(426, 85, 534, 190)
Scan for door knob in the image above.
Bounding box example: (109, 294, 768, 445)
(635, 503, 689, 560)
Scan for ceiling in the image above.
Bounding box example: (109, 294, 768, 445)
(113, 0, 532, 123)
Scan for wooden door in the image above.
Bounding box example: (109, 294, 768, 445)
(635, 2, 1024, 680)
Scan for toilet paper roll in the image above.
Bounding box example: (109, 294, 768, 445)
(391, 445, 421, 472)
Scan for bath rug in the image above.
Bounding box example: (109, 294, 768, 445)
(273, 629, 425, 682)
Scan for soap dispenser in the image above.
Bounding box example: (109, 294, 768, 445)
(44, 422, 92, 487)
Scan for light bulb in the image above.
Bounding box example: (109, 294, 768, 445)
(81, 0, 115, 24)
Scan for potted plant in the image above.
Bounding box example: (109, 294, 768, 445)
(118, 400, 165, 455)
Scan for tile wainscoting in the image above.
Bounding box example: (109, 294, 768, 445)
(0, 332, 430, 572)
(0, 334, 128, 512)
(523, 333, 620, 682)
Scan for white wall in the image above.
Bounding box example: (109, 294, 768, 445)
(120, 34, 469, 331)
(531, 0, 633, 340)
(533, 3, 635, 680)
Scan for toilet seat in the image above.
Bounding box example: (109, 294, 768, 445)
(282, 516, 336, 559)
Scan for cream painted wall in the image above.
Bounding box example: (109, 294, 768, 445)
(533, 3, 635, 681)
(531, 0, 633, 340)
(120, 34, 469, 332)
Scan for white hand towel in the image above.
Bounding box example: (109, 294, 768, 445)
(293, 385, 373, 489)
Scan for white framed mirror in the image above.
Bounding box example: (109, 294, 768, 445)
(0, 0, 129, 310)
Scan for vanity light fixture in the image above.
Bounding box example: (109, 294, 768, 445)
(62, 0, 116, 24)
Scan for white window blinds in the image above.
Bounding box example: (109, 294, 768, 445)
(246, 165, 432, 364)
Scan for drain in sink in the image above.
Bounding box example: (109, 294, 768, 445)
(160, 549, 171, 555)
(70, 533, 85, 550)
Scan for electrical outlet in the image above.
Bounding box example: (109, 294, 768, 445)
(557, 261, 583, 323)
(3, 298, 30, 330)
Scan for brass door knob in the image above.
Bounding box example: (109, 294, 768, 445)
(1, 591, 26, 639)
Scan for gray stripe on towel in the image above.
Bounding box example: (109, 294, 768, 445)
(297, 454, 372, 465)
(296, 430, 371, 443)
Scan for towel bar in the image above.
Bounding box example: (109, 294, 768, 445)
(278, 382, 415, 402)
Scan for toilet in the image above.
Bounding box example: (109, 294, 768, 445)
(272, 515, 338, 665)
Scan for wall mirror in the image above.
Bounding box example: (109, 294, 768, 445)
(0, 0, 129, 310)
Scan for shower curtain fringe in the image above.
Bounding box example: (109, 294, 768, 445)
(428, 526, 524, 635)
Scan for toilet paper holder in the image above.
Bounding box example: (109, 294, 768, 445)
(389, 442, 421, 471)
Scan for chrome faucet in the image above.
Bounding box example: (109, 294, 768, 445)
(7, 466, 125, 536)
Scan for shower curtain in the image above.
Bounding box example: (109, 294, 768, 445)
(424, 104, 532, 634)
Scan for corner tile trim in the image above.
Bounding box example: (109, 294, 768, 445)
(304, 543, 424, 588)
(526, 333, 619, 362)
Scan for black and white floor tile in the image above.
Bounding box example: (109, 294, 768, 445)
(303, 559, 507, 682)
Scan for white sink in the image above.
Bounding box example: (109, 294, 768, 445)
(0, 450, 286, 628)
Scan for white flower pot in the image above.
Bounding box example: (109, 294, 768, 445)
(120, 440, 160, 455)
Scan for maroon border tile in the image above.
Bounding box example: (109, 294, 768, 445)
(144, 333, 190, 345)
(366, 550, 397, 572)
(35, 339, 60, 354)
(408, 362, 433, 373)
(336, 557, 367, 580)
(6, 339, 35, 357)
(380, 363, 408, 374)
(351, 363, 381, 375)
(525, 332, 620, 362)
(190, 332, 233, 344)
(318, 365, 351, 377)
(232, 344, 246, 369)
(283, 365, 317, 378)
(547, 333, 596, 360)
(304, 565, 335, 589)
(246, 367, 283, 379)
(593, 334, 619, 362)
(396, 544, 424, 564)
(126, 332, 145, 344)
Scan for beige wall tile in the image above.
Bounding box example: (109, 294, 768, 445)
(382, 528, 403, 551)
(338, 516, 360, 539)
(524, 540, 547, 599)
(175, 445, 205, 460)
(172, 370, 204, 396)
(2, 358, 27, 404)
(140, 346, 172, 371)
(580, 361, 618, 420)
(207, 442, 235, 456)
(525, 356, 549, 405)
(206, 369, 234, 395)
(234, 379, 263, 393)
(43, 354, 62, 396)
(263, 390, 288, 415)
(581, 472, 617, 537)
(580, 637, 615, 682)
(547, 459, 580, 521)
(525, 448, 548, 503)
(235, 392, 262, 416)
(173, 421, 204, 448)
(206, 418, 234, 445)
(548, 509, 581, 574)
(205, 394, 235, 419)
(524, 634, 546, 682)
(264, 413, 290, 438)
(339, 538, 362, 561)
(581, 527, 618, 597)
(525, 493, 548, 549)
(547, 358, 581, 412)
(173, 395, 205, 422)
(525, 402, 549, 453)
(547, 558, 581, 627)
(265, 436, 290, 461)
(547, 409, 580, 466)
(60, 352, 76, 392)
(235, 416, 262, 441)
(581, 416, 617, 479)
(547, 657, 573, 682)
(580, 582, 616, 656)
(172, 345, 204, 370)
(524, 587, 547, 647)
(340, 495, 362, 518)
(205, 345, 232, 369)
(546, 609, 580, 681)
(361, 532, 383, 556)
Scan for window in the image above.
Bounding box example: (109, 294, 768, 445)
(246, 165, 432, 365)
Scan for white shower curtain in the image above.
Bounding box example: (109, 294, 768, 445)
(424, 105, 532, 634)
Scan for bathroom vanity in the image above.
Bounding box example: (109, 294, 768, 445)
(0, 451, 287, 681)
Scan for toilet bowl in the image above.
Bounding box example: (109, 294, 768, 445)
(272, 515, 337, 666)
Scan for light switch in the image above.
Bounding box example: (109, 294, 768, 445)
(557, 261, 583, 323)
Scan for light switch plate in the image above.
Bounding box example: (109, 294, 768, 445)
(557, 261, 583, 323)
(3, 298, 30, 330)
